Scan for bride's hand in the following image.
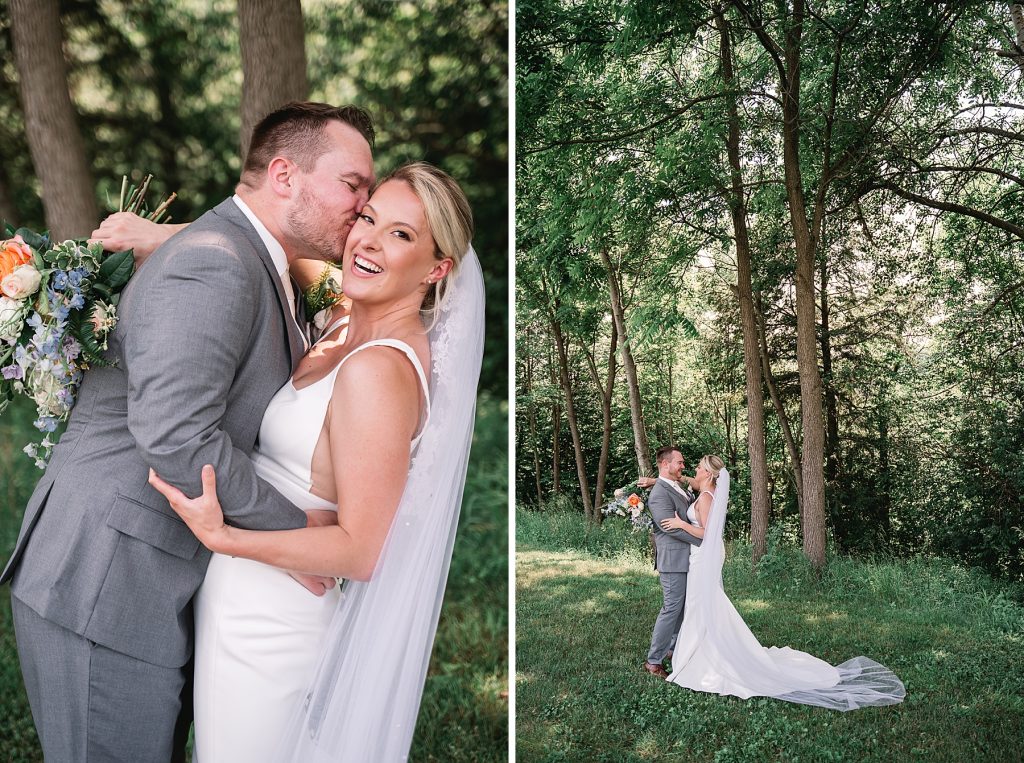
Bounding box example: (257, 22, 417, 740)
(148, 465, 231, 552)
(660, 516, 686, 531)
(89, 212, 183, 264)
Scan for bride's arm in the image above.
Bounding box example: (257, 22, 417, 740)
(89, 212, 186, 264)
(659, 494, 710, 537)
(150, 347, 421, 581)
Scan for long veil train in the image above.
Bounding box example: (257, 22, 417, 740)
(667, 469, 905, 711)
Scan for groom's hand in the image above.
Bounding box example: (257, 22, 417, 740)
(286, 509, 343, 595)
(288, 571, 338, 597)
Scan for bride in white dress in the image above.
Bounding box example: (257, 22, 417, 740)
(659, 456, 905, 710)
(149, 162, 484, 761)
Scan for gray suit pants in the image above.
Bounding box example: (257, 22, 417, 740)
(646, 571, 687, 663)
(11, 594, 186, 762)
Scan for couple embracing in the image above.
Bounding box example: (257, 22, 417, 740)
(2, 102, 484, 761)
(642, 447, 906, 711)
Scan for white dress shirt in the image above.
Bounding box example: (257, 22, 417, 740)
(232, 194, 308, 349)
(658, 475, 691, 498)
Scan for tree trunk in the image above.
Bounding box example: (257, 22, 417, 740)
(601, 248, 653, 474)
(755, 293, 804, 516)
(9, 0, 98, 239)
(780, 0, 827, 569)
(238, 0, 309, 161)
(550, 313, 594, 518)
(876, 405, 893, 545)
(717, 7, 771, 563)
(1010, 3, 1024, 73)
(524, 324, 544, 504)
(583, 320, 618, 518)
(667, 361, 674, 445)
(821, 254, 841, 525)
(546, 341, 561, 496)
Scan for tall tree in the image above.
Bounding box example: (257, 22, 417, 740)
(9, 0, 98, 239)
(237, 0, 309, 160)
(714, 6, 771, 562)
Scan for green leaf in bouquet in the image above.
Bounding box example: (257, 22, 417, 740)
(14, 227, 47, 251)
(35, 287, 52, 317)
(68, 310, 114, 368)
(98, 249, 135, 290)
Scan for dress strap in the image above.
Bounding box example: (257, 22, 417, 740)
(333, 339, 431, 446)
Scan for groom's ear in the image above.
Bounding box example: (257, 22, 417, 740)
(266, 157, 298, 198)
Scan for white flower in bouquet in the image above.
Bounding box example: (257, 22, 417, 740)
(0, 296, 26, 342)
(1, 264, 42, 300)
(27, 358, 67, 417)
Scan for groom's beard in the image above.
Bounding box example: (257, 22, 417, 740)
(286, 188, 351, 263)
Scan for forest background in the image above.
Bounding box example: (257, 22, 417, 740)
(516, 2, 1023, 758)
(0, 1, 508, 761)
(517, 0, 1024, 582)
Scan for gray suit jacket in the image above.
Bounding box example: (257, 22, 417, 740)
(2, 198, 309, 668)
(648, 479, 702, 572)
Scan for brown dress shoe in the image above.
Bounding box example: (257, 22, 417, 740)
(665, 650, 673, 661)
(642, 661, 669, 679)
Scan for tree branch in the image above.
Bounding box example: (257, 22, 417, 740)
(866, 181, 1024, 239)
(525, 91, 739, 154)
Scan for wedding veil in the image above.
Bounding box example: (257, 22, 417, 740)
(276, 249, 485, 761)
(671, 468, 905, 710)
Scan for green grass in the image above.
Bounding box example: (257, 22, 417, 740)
(515, 508, 1024, 762)
(0, 395, 508, 762)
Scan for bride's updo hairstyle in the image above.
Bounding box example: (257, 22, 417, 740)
(379, 162, 473, 323)
(700, 455, 726, 486)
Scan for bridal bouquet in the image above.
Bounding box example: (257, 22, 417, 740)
(0, 173, 173, 467)
(0, 231, 134, 466)
(602, 483, 652, 532)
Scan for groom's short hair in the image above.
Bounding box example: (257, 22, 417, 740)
(655, 445, 681, 464)
(242, 101, 375, 181)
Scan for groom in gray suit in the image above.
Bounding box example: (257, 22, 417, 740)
(643, 446, 702, 678)
(1, 102, 375, 761)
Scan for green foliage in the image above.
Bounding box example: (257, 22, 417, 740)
(516, 0, 1023, 582)
(516, 513, 1024, 761)
(0, 397, 508, 761)
(0, 0, 507, 394)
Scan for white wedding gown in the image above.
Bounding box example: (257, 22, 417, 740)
(192, 328, 430, 762)
(667, 470, 905, 710)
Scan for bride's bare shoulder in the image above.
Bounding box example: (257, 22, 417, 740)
(330, 345, 421, 411)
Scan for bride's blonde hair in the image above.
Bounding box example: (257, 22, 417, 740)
(377, 162, 474, 321)
(699, 455, 726, 486)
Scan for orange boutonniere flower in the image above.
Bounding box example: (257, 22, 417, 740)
(0, 235, 32, 279)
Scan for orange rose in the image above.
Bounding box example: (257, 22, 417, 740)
(628, 494, 641, 507)
(0, 236, 32, 280)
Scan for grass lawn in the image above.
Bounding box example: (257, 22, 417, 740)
(516, 510, 1024, 763)
(0, 395, 508, 762)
